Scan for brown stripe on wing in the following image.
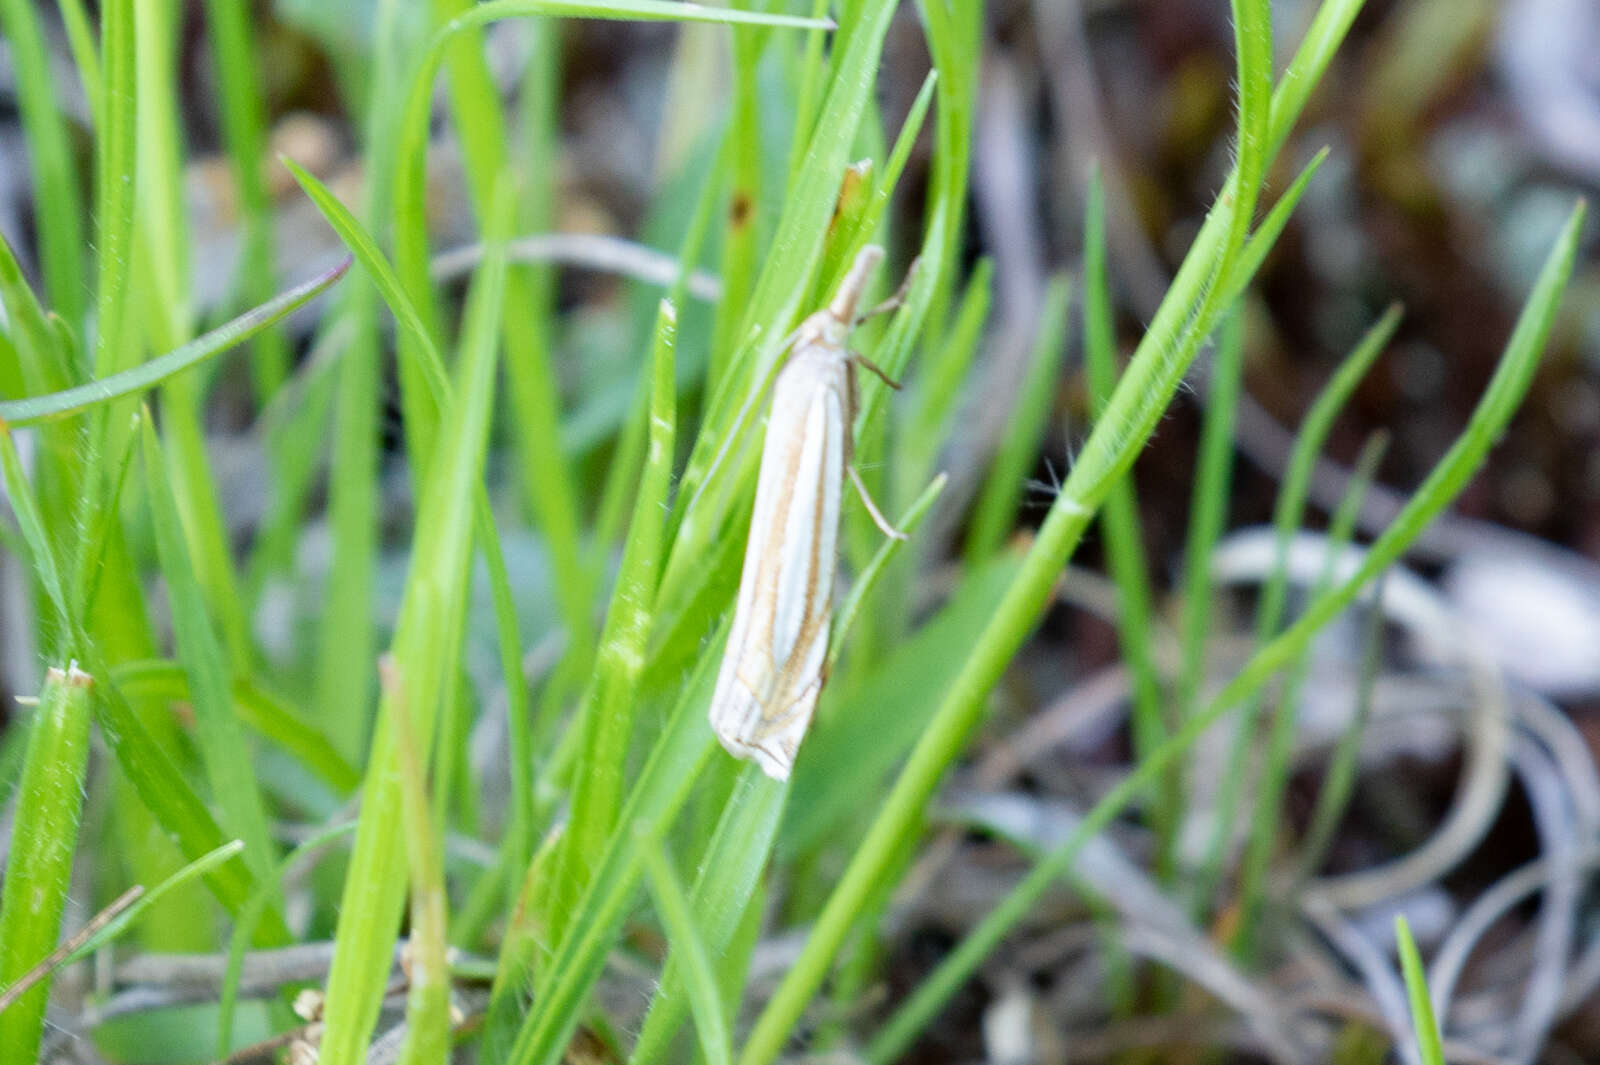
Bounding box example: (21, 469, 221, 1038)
(739, 385, 829, 697)
(747, 387, 842, 737)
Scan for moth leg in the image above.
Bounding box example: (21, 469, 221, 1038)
(849, 352, 901, 390)
(852, 256, 921, 325)
(848, 465, 907, 541)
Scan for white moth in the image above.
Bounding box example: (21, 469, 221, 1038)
(709, 245, 907, 780)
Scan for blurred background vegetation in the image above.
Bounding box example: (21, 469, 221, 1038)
(0, 0, 1597, 1063)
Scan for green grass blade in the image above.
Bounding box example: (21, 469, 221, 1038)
(706, 33, 762, 390)
(433, 0, 516, 219)
(1295, 482, 1389, 881)
(0, 666, 93, 1062)
(1176, 309, 1244, 726)
(864, 200, 1584, 1062)
(0, 262, 350, 426)
(782, 0, 832, 184)
(0, 230, 71, 397)
(1069, 26, 1351, 541)
(93, 0, 138, 380)
(0, 0, 86, 326)
(388, 658, 453, 1065)
(964, 275, 1071, 562)
(1263, 304, 1403, 637)
(133, 0, 193, 345)
(55, 0, 102, 109)
(312, 0, 418, 765)
(68, 409, 141, 622)
(481, 824, 564, 1060)
(642, 496, 748, 694)
(1266, 0, 1366, 159)
(156, 365, 268, 675)
(900, 259, 991, 505)
(217, 822, 359, 1057)
(1082, 168, 1165, 844)
(285, 164, 534, 894)
(140, 416, 277, 881)
(1226, 148, 1331, 306)
(1193, 302, 1401, 914)
(202, 0, 292, 400)
(0, 316, 24, 399)
(599, 149, 725, 553)
(630, 769, 784, 1065)
(131, 18, 204, 558)
(316, 179, 515, 1065)
(83, 660, 289, 937)
(427, 0, 596, 665)
(62, 839, 247, 964)
(1235, 432, 1388, 956)
(316, 295, 381, 761)
(639, 831, 735, 1065)
(1227, 0, 1273, 256)
(1395, 916, 1447, 1065)
(869, 69, 938, 232)
(500, 646, 724, 1065)
(912, 0, 981, 332)
(109, 660, 360, 795)
(0, 427, 71, 629)
(554, 300, 678, 936)
(231, 682, 361, 796)
(243, 342, 337, 597)
(284, 161, 446, 374)
(462, 503, 540, 930)
(129, 0, 262, 680)
(843, 0, 976, 445)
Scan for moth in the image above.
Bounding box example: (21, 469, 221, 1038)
(709, 245, 909, 780)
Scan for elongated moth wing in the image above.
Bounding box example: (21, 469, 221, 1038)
(708, 246, 883, 779)
(709, 352, 847, 778)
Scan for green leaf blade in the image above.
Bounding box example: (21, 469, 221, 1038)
(0, 666, 94, 1063)
(0, 262, 350, 427)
